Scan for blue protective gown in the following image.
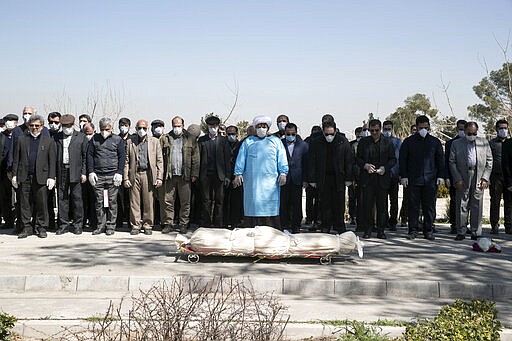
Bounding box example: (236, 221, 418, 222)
(234, 135, 289, 217)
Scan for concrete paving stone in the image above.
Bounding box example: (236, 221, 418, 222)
(334, 279, 387, 296)
(238, 276, 283, 294)
(25, 275, 77, 291)
(283, 278, 335, 295)
(439, 281, 493, 299)
(76, 275, 129, 291)
(386, 280, 439, 298)
(493, 283, 512, 299)
(128, 276, 172, 291)
(0, 275, 25, 292)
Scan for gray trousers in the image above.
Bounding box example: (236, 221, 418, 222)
(129, 171, 154, 230)
(94, 175, 119, 231)
(455, 169, 483, 235)
(160, 175, 191, 227)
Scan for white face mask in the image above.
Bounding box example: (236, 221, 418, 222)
(362, 130, 370, 137)
(173, 127, 183, 136)
(49, 122, 60, 131)
(153, 127, 163, 136)
(30, 131, 40, 138)
(278, 122, 287, 131)
(86, 134, 93, 141)
(457, 130, 465, 138)
(466, 135, 477, 142)
(382, 131, 392, 137)
(137, 128, 147, 137)
(79, 121, 86, 130)
(325, 134, 335, 143)
(256, 127, 268, 138)
(23, 114, 32, 122)
(5, 121, 16, 130)
(101, 130, 111, 139)
(63, 127, 74, 136)
(418, 128, 428, 138)
(498, 128, 508, 138)
(208, 127, 218, 135)
(120, 126, 129, 135)
(227, 134, 237, 143)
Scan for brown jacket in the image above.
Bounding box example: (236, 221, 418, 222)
(123, 135, 163, 185)
(160, 130, 200, 181)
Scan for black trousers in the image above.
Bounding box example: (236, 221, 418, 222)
(280, 183, 303, 230)
(305, 186, 319, 223)
(408, 185, 436, 234)
(319, 175, 345, 232)
(348, 184, 357, 220)
(200, 175, 225, 227)
(116, 186, 130, 228)
(94, 175, 118, 231)
(224, 184, 243, 226)
(0, 176, 14, 227)
(400, 187, 409, 224)
(387, 178, 399, 227)
(489, 172, 512, 229)
(361, 177, 388, 234)
(18, 175, 48, 232)
(58, 168, 84, 230)
(82, 182, 97, 229)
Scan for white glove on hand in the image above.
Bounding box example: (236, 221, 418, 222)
(154, 179, 163, 188)
(278, 173, 287, 186)
(309, 182, 317, 188)
(364, 163, 376, 173)
(436, 178, 445, 187)
(345, 181, 352, 187)
(445, 179, 451, 188)
(124, 180, 132, 188)
(46, 178, 55, 190)
(233, 175, 243, 188)
(113, 173, 123, 187)
(376, 166, 385, 175)
(400, 178, 409, 188)
(88, 173, 98, 187)
(11, 176, 18, 189)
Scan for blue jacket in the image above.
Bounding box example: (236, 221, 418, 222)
(282, 136, 308, 185)
(388, 136, 402, 179)
(86, 133, 126, 176)
(399, 132, 445, 186)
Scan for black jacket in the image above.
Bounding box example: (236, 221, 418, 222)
(13, 134, 56, 185)
(399, 133, 444, 186)
(282, 136, 309, 185)
(198, 134, 231, 182)
(356, 136, 396, 189)
(501, 139, 512, 187)
(86, 133, 126, 176)
(56, 130, 88, 183)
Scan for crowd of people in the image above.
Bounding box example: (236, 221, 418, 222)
(0, 107, 511, 242)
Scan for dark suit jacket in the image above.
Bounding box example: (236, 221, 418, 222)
(356, 136, 396, 189)
(13, 134, 56, 185)
(282, 136, 309, 185)
(56, 130, 88, 183)
(399, 133, 444, 186)
(501, 139, 512, 188)
(444, 135, 461, 181)
(308, 132, 354, 191)
(198, 134, 231, 181)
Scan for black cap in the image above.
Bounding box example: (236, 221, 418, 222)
(205, 116, 221, 125)
(3, 114, 19, 121)
(151, 119, 165, 127)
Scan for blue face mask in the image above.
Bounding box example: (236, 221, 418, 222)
(286, 135, 296, 142)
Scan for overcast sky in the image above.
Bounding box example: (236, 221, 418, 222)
(1, 0, 511, 136)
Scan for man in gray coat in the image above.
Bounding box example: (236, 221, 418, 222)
(449, 121, 493, 240)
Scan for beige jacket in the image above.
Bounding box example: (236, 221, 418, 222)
(123, 135, 163, 185)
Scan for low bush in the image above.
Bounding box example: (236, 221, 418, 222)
(0, 312, 17, 341)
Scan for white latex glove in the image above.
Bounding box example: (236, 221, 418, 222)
(345, 181, 352, 187)
(445, 179, 451, 188)
(113, 173, 123, 187)
(233, 175, 243, 188)
(436, 178, 445, 187)
(88, 173, 98, 187)
(80, 174, 87, 184)
(11, 176, 18, 189)
(123, 180, 132, 188)
(154, 179, 163, 188)
(46, 178, 55, 190)
(375, 166, 385, 175)
(278, 173, 287, 186)
(364, 163, 376, 173)
(400, 178, 408, 188)
(309, 182, 317, 188)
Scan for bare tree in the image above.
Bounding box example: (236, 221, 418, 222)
(440, 72, 455, 117)
(223, 78, 239, 124)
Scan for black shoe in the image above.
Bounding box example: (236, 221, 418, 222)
(144, 229, 152, 235)
(450, 227, 457, 234)
(73, 227, 83, 235)
(466, 229, 471, 235)
(362, 233, 371, 239)
(454, 234, 465, 241)
(92, 228, 105, 235)
(130, 229, 140, 235)
(105, 229, 115, 236)
(162, 225, 173, 234)
(55, 228, 68, 235)
(38, 228, 47, 238)
(377, 232, 387, 239)
(471, 233, 478, 241)
(424, 233, 435, 240)
(406, 233, 416, 240)
(17, 229, 33, 239)
(179, 225, 188, 234)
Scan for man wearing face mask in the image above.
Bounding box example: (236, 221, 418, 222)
(78, 114, 92, 132)
(0, 114, 19, 231)
(308, 120, 354, 234)
(273, 114, 289, 139)
(348, 127, 363, 227)
(12, 115, 56, 238)
(160, 116, 199, 234)
(488, 119, 511, 235)
(224, 125, 243, 227)
(450, 121, 492, 240)
(304, 125, 322, 230)
(399, 115, 444, 240)
(198, 115, 231, 227)
(47, 112, 61, 137)
(234, 115, 288, 228)
(54, 115, 88, 235)
(280, 123, 308, 233)
(87, 117, 126, 236)
(382, 120, 402, 231)
(444, 119, 467, 234)
(116, 117, 132, 231)
(151, 120, 165, 139)
(47, 112, 61, 231)
(12, 106, 50, 148)
(81, 122, 97, 231)
(123, 119, 163, 235)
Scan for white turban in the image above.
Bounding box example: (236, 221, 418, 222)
(252, 115, 272, 128)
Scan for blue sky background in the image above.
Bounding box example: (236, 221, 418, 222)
(1, 0, 511, 136)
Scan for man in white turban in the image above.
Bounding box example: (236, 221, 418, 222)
(233, 115, 289, 228)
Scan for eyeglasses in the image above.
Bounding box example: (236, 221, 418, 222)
(29, 124, 41, 128)
(383, 128, 392, 132)
(466, 132, 477, 136)
(137, 127, 148, 130)
(370, 129, 380, 133)
(325, 133, 335, 136)
(48, 120, 59, 124)
(285, 133, 296, 136)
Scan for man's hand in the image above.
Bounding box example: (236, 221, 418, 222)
(345, 181, 352, 187)
(124, 180, 132, 188)
(400, 178, 408, 188)
(436, 178, 445, 187)
(375, 166, 385, 175)
(454, 180, 465, 191)
(278, 174, 287, 186)
(445, 179, 451, 188)
(11, 176, 18, 189)
(223, 178, 231, 188)
(233, 175, 243, 188)
(309, 182, 317, 188)
(479, 179, 488, 190)
(88, 173, 98, 186)
(80, 174, 87, 184)
(46, 178, 55, 190)
(302, 182, 309, 189)
(364, 163, 376, 173)
(113, 173, 123, 187)
(155, 179, 163, 188)
(191, 176, 198, 183)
